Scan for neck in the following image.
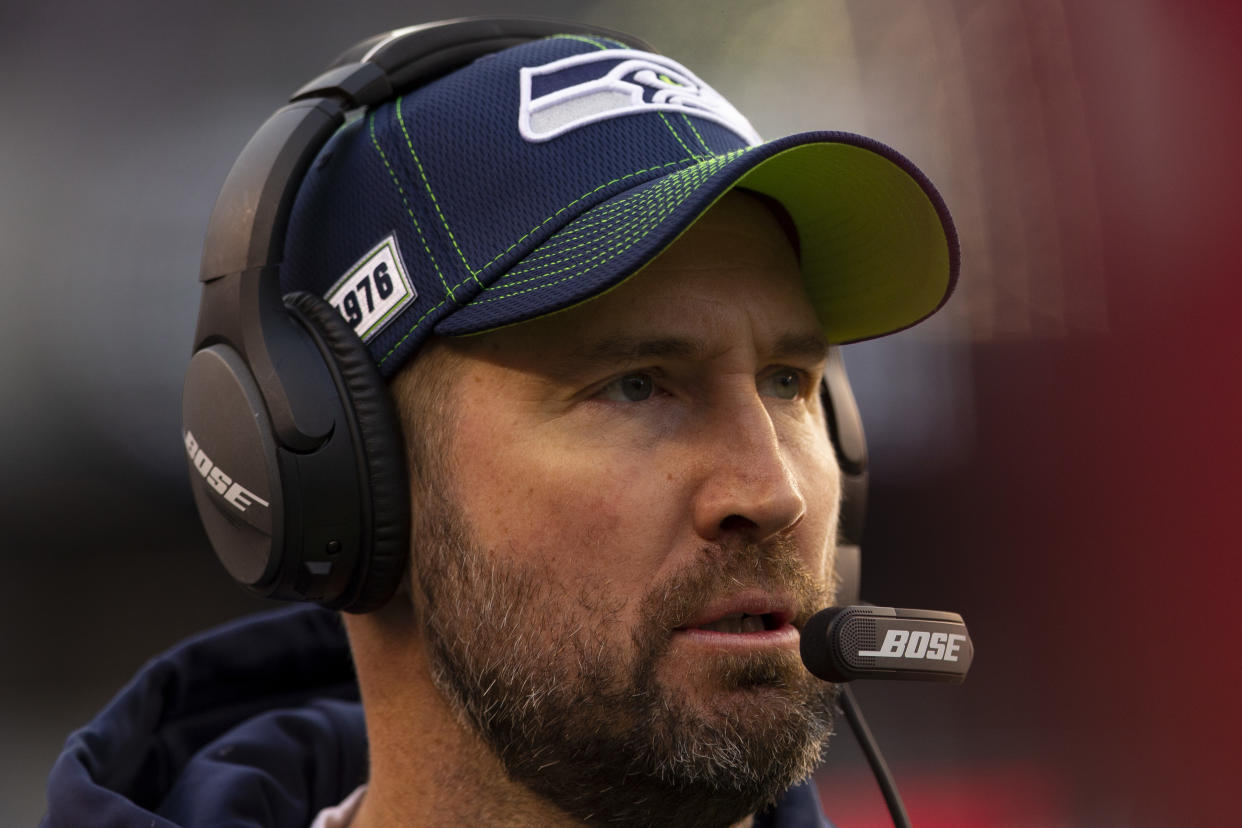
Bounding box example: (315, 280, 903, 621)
(344, 598, 574, 828)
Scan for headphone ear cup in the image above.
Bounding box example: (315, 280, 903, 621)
(284, 291, 409, 612)
(822, 348, 868, 605)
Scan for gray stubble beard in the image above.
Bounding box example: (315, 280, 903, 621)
(410, 484, 837, 828)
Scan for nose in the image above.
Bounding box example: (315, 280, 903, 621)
(690, 396, 807, 544)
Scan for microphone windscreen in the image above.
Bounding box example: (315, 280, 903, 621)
(800, 606, 974, 683)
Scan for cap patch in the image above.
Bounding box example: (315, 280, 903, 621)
(324, 234, 417, 343)
(518, 49, 761, 145)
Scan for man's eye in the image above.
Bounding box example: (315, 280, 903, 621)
(599, 373, 655, 402)
(759, 369, 803, 400)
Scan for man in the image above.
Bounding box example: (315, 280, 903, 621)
(44, 23, 955, 828)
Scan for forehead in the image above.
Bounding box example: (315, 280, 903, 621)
(458, 190, 824, 363)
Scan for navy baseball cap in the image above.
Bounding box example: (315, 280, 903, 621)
(283, 33, 958, 379)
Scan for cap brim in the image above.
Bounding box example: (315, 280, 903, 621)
(434, 131, 958, 344)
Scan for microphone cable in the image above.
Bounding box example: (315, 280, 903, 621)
(839, 685, 911, 828)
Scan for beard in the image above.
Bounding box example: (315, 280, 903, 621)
(410, 483, 837, 828)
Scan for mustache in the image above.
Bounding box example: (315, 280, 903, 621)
(638, 536, 832, 636)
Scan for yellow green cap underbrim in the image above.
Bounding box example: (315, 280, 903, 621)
(735, 140, 956, 343)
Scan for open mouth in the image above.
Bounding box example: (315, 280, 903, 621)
(682, 609, 792, 634)
(693, 612, 785, 633)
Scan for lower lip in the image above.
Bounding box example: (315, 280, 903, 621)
(672, 623, 800, 650)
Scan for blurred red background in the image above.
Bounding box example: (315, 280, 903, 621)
(1051, 2, 1242, 822)
(819, 2, 1242, 823)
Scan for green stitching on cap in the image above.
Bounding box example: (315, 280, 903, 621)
(682, 114, 713, 155)
(659, 112, 700, 161)
(550, 33, 610, 50)
(499, 183, 691, 279)
(485, 151, 743, 289)
(497, 163, 711, 279)
(391, 96, 690, 288)
(379, 163, 701, 362)
(382, 296, 457, 364)
(495, 158, 729, 283)
(491, 153, 729, 291)
(541, 151, 736, 240)
(376, 174, 689, 366)
(486, 186, 693, 296)
(482, 153, 741, 300)
(374, 146, 749, 366)
(474, 194, 680, 306)
(368, 111, 456, 301)
(441, 157, 701, 293)
(503, 150, 743, 266)
(492, 199, 679, 292)
(395, 96, 481, 288)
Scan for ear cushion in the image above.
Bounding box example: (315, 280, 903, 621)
(284, 291, 410, 612)
(821, 356, 868, 605)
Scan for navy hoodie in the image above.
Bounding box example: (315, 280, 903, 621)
(42, 604, 832, 827)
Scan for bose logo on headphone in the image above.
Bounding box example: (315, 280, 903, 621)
(183, 430, 270, 514)
(859, 629, 967, 662)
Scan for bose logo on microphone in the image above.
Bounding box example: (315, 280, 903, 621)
(858, 629, 966, 661)
(184, 430, 270, 514)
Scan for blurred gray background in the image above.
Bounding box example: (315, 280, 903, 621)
(6, 1, 1236, 825)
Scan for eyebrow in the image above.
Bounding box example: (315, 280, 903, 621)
(558, 331, 830, 374)
(770, 332, 832, 362)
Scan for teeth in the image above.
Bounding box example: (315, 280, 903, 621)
(699, 613, 767, 634)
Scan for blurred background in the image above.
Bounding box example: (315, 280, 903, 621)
(3, 0, 1239, 825)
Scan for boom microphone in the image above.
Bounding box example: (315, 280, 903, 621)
(800, 606, 974, 683)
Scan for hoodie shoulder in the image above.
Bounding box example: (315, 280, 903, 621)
(42, 605, 366, 828)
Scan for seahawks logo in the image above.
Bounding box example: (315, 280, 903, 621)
(518, 49, 761, 145)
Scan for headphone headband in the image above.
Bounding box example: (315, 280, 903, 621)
(196, 19, 653, 454)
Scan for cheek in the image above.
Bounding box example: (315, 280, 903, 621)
(788, 432, 842, 577)
(447, 422, 676, 589)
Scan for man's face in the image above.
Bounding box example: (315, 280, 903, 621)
(403, 191, 841, 827)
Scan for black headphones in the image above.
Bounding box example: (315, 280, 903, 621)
(182, 17, 870, 614)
